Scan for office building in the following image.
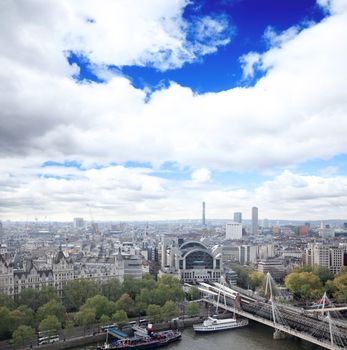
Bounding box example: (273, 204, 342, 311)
(233, 212, 242, 224)
(252, 207, 258, 235)
(73, 217, 85, 229)
(258, 259, 285, 280)
(202, 201, 206, 226)
(304, 243, 347, 274)
(239, 245, 257, 265)
(225, 222, 242, 240)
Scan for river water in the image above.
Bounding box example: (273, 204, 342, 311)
(72, 322, 320, 350)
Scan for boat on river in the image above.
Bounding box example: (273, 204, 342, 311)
(193, 316, 248, 333)
(97, 326, 181, 350)
(194, 276, 248, 333)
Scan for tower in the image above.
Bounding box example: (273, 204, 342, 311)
(234, 212, 242, 224)
(252, 207, 258, 235)
(202, 201, 206, 226)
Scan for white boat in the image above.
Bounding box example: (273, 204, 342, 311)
(194, 276, 249, 333)
(193, 316, 248, 333)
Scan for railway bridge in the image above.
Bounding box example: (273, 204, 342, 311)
(196, 274, 347, 350)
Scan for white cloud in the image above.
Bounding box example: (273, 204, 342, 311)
(239, 52, 261, 78)
(1, 161, 347, 220)
(0, 0, 231, 73)
(317, 0, 347, 14)
(191, 168, 211, 183)
(1, 0, 347, 219)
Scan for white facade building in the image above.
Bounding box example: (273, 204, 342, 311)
(225, 222, 242, 240)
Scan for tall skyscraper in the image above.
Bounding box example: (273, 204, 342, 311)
(252, 207, 258, 235)
(233, 212, 242, 223)
(73, 217, 85, 229)
(202, 201, 206, 226)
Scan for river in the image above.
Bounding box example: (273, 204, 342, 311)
(71, 322, 320, 350)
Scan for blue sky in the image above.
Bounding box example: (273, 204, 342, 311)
(69, 0, 325, 92)
(1, 0, 347, 220)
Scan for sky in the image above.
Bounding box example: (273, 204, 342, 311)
(1, 0, 347, 222)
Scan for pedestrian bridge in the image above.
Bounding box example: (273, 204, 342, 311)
(196, 275, 347, 350)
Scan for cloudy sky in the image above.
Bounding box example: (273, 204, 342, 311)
(1, 0, 347, 222)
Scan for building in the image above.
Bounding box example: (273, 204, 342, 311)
(304, 243, 347, 274)
(233, 212, 242, 224)
(202, 201, 206, 226)
(0, 250, 72, 297)
(257, 244, 275, 260)
(239, 245, 257, 265)
(222, 245, 240, 263)
(52, 250, 74, 295)
(73, 217, 85, 229)
(177, 241, 222, 283)
(298, 225, 309, 237)
(0, 242, 143, 297)
(251, 207, 258, 235)
(225, 269, 238, 285)
(262, 219, 269, 229)
(258, 259, 285, 280)
(225, 222, 242, 240)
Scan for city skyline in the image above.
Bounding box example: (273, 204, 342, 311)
(1, 0, 347, 221)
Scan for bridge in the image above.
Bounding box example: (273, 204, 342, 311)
(196, 273, 347, 350)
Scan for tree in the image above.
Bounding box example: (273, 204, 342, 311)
(38, 286, 59, 306)
(312, 266, 335, 284)
(9, 309, 27, 332)
(152, 285, 171, 306)
(115, 293, 136, 316)
(161, 300, 179, 320)
(63, 320, 75, 338)
(157, 276, 185, 301)
(188, 287, 200, 301)
(232, 265, 251, 289)
(155, 276, 185, 305)
(135, 301, 148, 315)
(16, 306, 35, 328)
(82, 294, 117, 319)
(12, 325, 35, 346)
(112, 310, 128, 328)
(186, 302, 200, 317)
(0, 306, 12, 339)
(101, 279, 122, 301)
(63, 279, 100, 311)
(285, 272, 323, 300)
(74, 308, 96, 327)
(329, 269, 347, 303)
(146, 304, 162, 323)
(294, 266, 334, 284)
(17, 288, 40, 311)
(99, 314, 110, 325)
(140, 274, 156, 290)
(136, 288, 154, 306)
(122, 276, 142, 299)
(37, 299, 65, 323)
(0, 294, 16, 310)
(39, 315, 61, 334)
(249, 271, 264, 290)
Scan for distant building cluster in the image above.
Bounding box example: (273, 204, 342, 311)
(0, 209, 347, 299)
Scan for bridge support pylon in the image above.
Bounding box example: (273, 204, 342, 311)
(273, 330, 290, 340)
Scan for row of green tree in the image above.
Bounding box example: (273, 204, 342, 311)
(231, 265, 265, 290)
(284, 266, 347, 301)
(0, 274, 200, 345)
(231, 263, 346, 303)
